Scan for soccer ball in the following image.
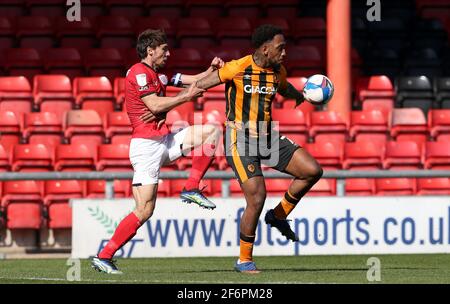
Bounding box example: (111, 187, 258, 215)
(303, 74, 334, 105)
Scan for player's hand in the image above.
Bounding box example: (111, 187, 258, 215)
(210, 57, 224, 70)
(140, 111, 157, 123)
(186, 82, 205, 99)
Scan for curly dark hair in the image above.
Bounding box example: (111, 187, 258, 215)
(136, 29, 167, 60)
(251, 24, 283, 48)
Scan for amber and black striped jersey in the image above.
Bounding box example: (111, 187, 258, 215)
(218, 55, 288, 137)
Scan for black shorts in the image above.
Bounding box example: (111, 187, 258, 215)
(224, 127, 300, 184)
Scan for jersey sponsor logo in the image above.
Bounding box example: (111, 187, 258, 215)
(243, 85, 276, 95)
(138, 85, 149, 91)
(136, 73, 147, 86)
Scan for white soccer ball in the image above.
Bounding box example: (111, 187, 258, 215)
(303, 74, 334, 105)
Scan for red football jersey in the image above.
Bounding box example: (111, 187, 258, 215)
(125, 62, 169, 139)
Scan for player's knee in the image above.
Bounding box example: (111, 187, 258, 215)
(306, 163, 323, 183)
(134, 201, 154, 222)
(247, 189, 266, 210)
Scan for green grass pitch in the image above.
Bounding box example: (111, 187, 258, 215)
(0, 254, 449, 284)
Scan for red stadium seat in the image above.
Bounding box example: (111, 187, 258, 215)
(166, 48, 205, 75)
(145, 0, 184, 20)
(86, 180, 130, 198)
(96, 16, 135, 49)
(202, 100, 226, 116)
(215, 17, 253, 48)
(3, 48, 43, 82)
(83, 48, 125, 84)
(361, 98, 394, 118)
(390, 108, 428, 147)
(104, 0, 145, 17)
(265, 178, 292, 196)
(0, 111, 21, 153)
(42, 48, 84, 79)
(305, 141, 343, 170)
(309, 111, 348, 143)
(345, 178, 375, 196)
(113, 77, 125, 108)
(56, 16, 96, 49)
(383, 141, 422, 170)
(156, 179, 171, 197)
(306, 179, 336, 196)
(355, 75, 395, 103)
(63, 110, 104, 154)
(44, 180, 84, 228)
(262, 0, 300, 18)
(343, 142, 383, 170)
(33, 74, 74, 116)
(205, 46, 243, 63)
(22, 112, 63, 149)
(73, 76, 115, 118)
(271, 108, 308, 136)
(104, 112, 132, 143)
(285, 45, 323, 77)
(0, 144, 10, 172)
(1, 180, 43, 229)
(289, 18, 326, 52)
(26, 0, 66, 16)
(0, 76, 33, 119)
(11, 144, 53, 172)
(349, 110, 388, 142)
(197, 83, 226, 107)
(185, 0, 223, 17)
(166, 110, 190, 133)
(0, 1, 25, 17)
(428, 109, 450, 141)
(0, 17, 15, 51)
(54, 144, 96, 171)
(134, 17, 176, 48)
(417, 178, 450, 195)
(376, 178, 416, 196)
(424, 141, 450, 169)
(224, 0, 262, 18)
(16, 16, 54, 49)
(96, 144, 132, 171)
(176, 17, 216, 48)
(253, 17, 290, 39)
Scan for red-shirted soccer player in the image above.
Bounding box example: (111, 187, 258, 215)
(91, 29, 223, 274)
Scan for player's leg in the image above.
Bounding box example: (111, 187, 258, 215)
(166, 124, 220, 209)
(264, 136, 323, 242)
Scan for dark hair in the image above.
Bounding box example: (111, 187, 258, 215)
(251, 24, 283, 48)
(136, 29, 168, 60)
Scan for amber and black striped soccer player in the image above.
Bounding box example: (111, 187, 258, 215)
(195, 24, 323, 273)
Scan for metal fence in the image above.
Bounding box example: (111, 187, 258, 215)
(1, 170, 450, 198)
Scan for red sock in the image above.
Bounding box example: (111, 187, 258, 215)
(185, 144, 215, 190)
(98, 212, 141, 260)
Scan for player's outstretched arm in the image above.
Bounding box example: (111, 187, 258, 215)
(177, 57, 224, 87)
(195, 69, 222, 90)
(278, 82, 305, 108)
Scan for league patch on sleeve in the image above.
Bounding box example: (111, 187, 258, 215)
(136, 73, 149, 91)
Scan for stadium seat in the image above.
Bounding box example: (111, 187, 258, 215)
(355, 75, 394, 104)
(83, 49, 125, 83)
(215, 17, 253, 48)
(54, 144, 96, 171)
(404, 48, 442, 79)
(1, 180, 43, 229)
(33, 74, 74, 116)
(86, 180, 130, 198)
(424, 141, 450, 169)
(361, 98, 394, 118)
(435, 77, 450, 108)
(205, 46, 243, 64)
(42, 48, 84, 79)
(104, 0, 145, 17)
(224, 0, 262, 18)
(63, 110, 105, 155)
(265, 178, 293, 196)
(345, 178, 376, 196)
(104, 112, 132, 143)
(156, 179, 171, 197)
(96, 144, 132, 171)
(289, 17, 326, 51)
(383, 141, 422, 170)
(271, 108, 308, 136)
(0, 110, 21, 153)
(428, 109, 450, 140)
(96, 16, 135, 49)
(2, 48, 44, 82)
(0, 0, 26, 17)
(417, 178, 450, 195)
(343, 141, 384, 170)
(197, 83, 226, 107)
(56, 16, 96, 49)
(305, 141, 343, 170)
(11, 144, 53, 172)
(202, 100, 226, 117)
(166, 110, 189, 133)
(26, 0, 66, 16)
(22, 112, 63, 149)
(309, 111, 348, 143)
(113, 77, 125, 108)
(390, 108, 429, 147)
(0, 17, 15, 51)
(262, 0, 300, 18)
(306, 179, 336, 196)
(177, 17, 216, 48)
(16, 16, 54, 49)
(134, 16, 176, 48)
(349, 110, 388, 142)
(395, 76, 434, 115)
(0, 144, 9, 172)
(43, 180, 84, 228)
(285, 45, 323, 77)
(253, 17, 291, 40)
(145, 0, 184, 20)
(0, 76, 33, 119)
(376, 178, 416, 196)
(73, 76, 115, 119)
(185, 0, 223, 17)
(166, 48, 205, 75)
